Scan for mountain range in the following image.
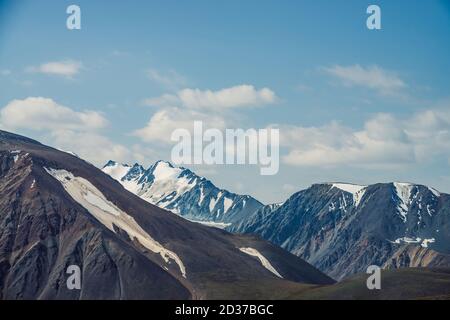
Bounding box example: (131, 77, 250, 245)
(232, 182, 450, 280)
(102, 160, 263, 228)
(0, 130, 333, 299)
(104, 160, 450, 281)
(1, 130, 450, 299)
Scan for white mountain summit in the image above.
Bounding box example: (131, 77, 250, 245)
(102, 160, 263, 228)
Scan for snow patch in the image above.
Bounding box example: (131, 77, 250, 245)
(393, 182, 413, 222)
(45, 168, 187, 278)
(239, 247, 283, 278)
(103, 162, 131, 181)
(332, 183, 366, 195)
(392, 237, 421, 244)
(391, 237, 436, 248)
(186, 219, 231, 229)
(426, 204, 434, 217)
(199, 186, 206, 204)
(223, 197, 233, 214)
(83, 190, 122, 216)
(331, 183, 367, 207)
(428, 187, 440, 198)
(209, 196, 218, 212)
(421, 238, 435, 248)
(328, 202, 336, 212)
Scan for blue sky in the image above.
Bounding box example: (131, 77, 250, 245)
(1, 0, 449, 203)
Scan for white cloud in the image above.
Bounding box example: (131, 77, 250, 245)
(50, 130, 131, 165)
(146, 69, 188, 90)
(0, 97, 136, 166)
(279, 109, 450, 168)
(143, 84, 277, 110)
(323, 64, 406, 95)
(403, 109, 450, 161)
(133, 107, 227, 144)
(1, 69, 11, 76)
(135, 84, 278, 165)
(0, 97, 107, 131)
(26, 60, 82, 78)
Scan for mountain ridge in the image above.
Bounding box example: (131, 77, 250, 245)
(3, 130, 450, 299)
(102, 160, 264, 227)
(102, 158, 450, 280)
(0, 129, 334, 299)
(233, 181, 450, 280)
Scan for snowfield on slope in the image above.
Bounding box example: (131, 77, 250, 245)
(393, 182, 413, 222)
(239, 247, 283, 278)
(186, 218, 231, 229)
(45, 167, 187, 278)
(331, 183, 367, 207)
(103, 162, 132, 182)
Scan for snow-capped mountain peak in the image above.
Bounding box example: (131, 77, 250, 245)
(103, 160, 132, 180)
(330, 183, 367, 194)
(390, 182, 442, 223)
(102, 160, 263, 227)
(233, 181, 450, 280)
(0, 129, 334, 299)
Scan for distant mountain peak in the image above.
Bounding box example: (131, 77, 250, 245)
(104, 159, 117, 166)
(154, 159, 175, 167)
(103, 159, 127, 168)
(234, 180, 450, 280)
(102, 159, 263, 227)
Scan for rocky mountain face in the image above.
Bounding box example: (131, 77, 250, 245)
(102, 160, 450, 281)
(0, 130, 334, 300)
(232, 183, 450, 280)
(102, 160, 263, 228)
